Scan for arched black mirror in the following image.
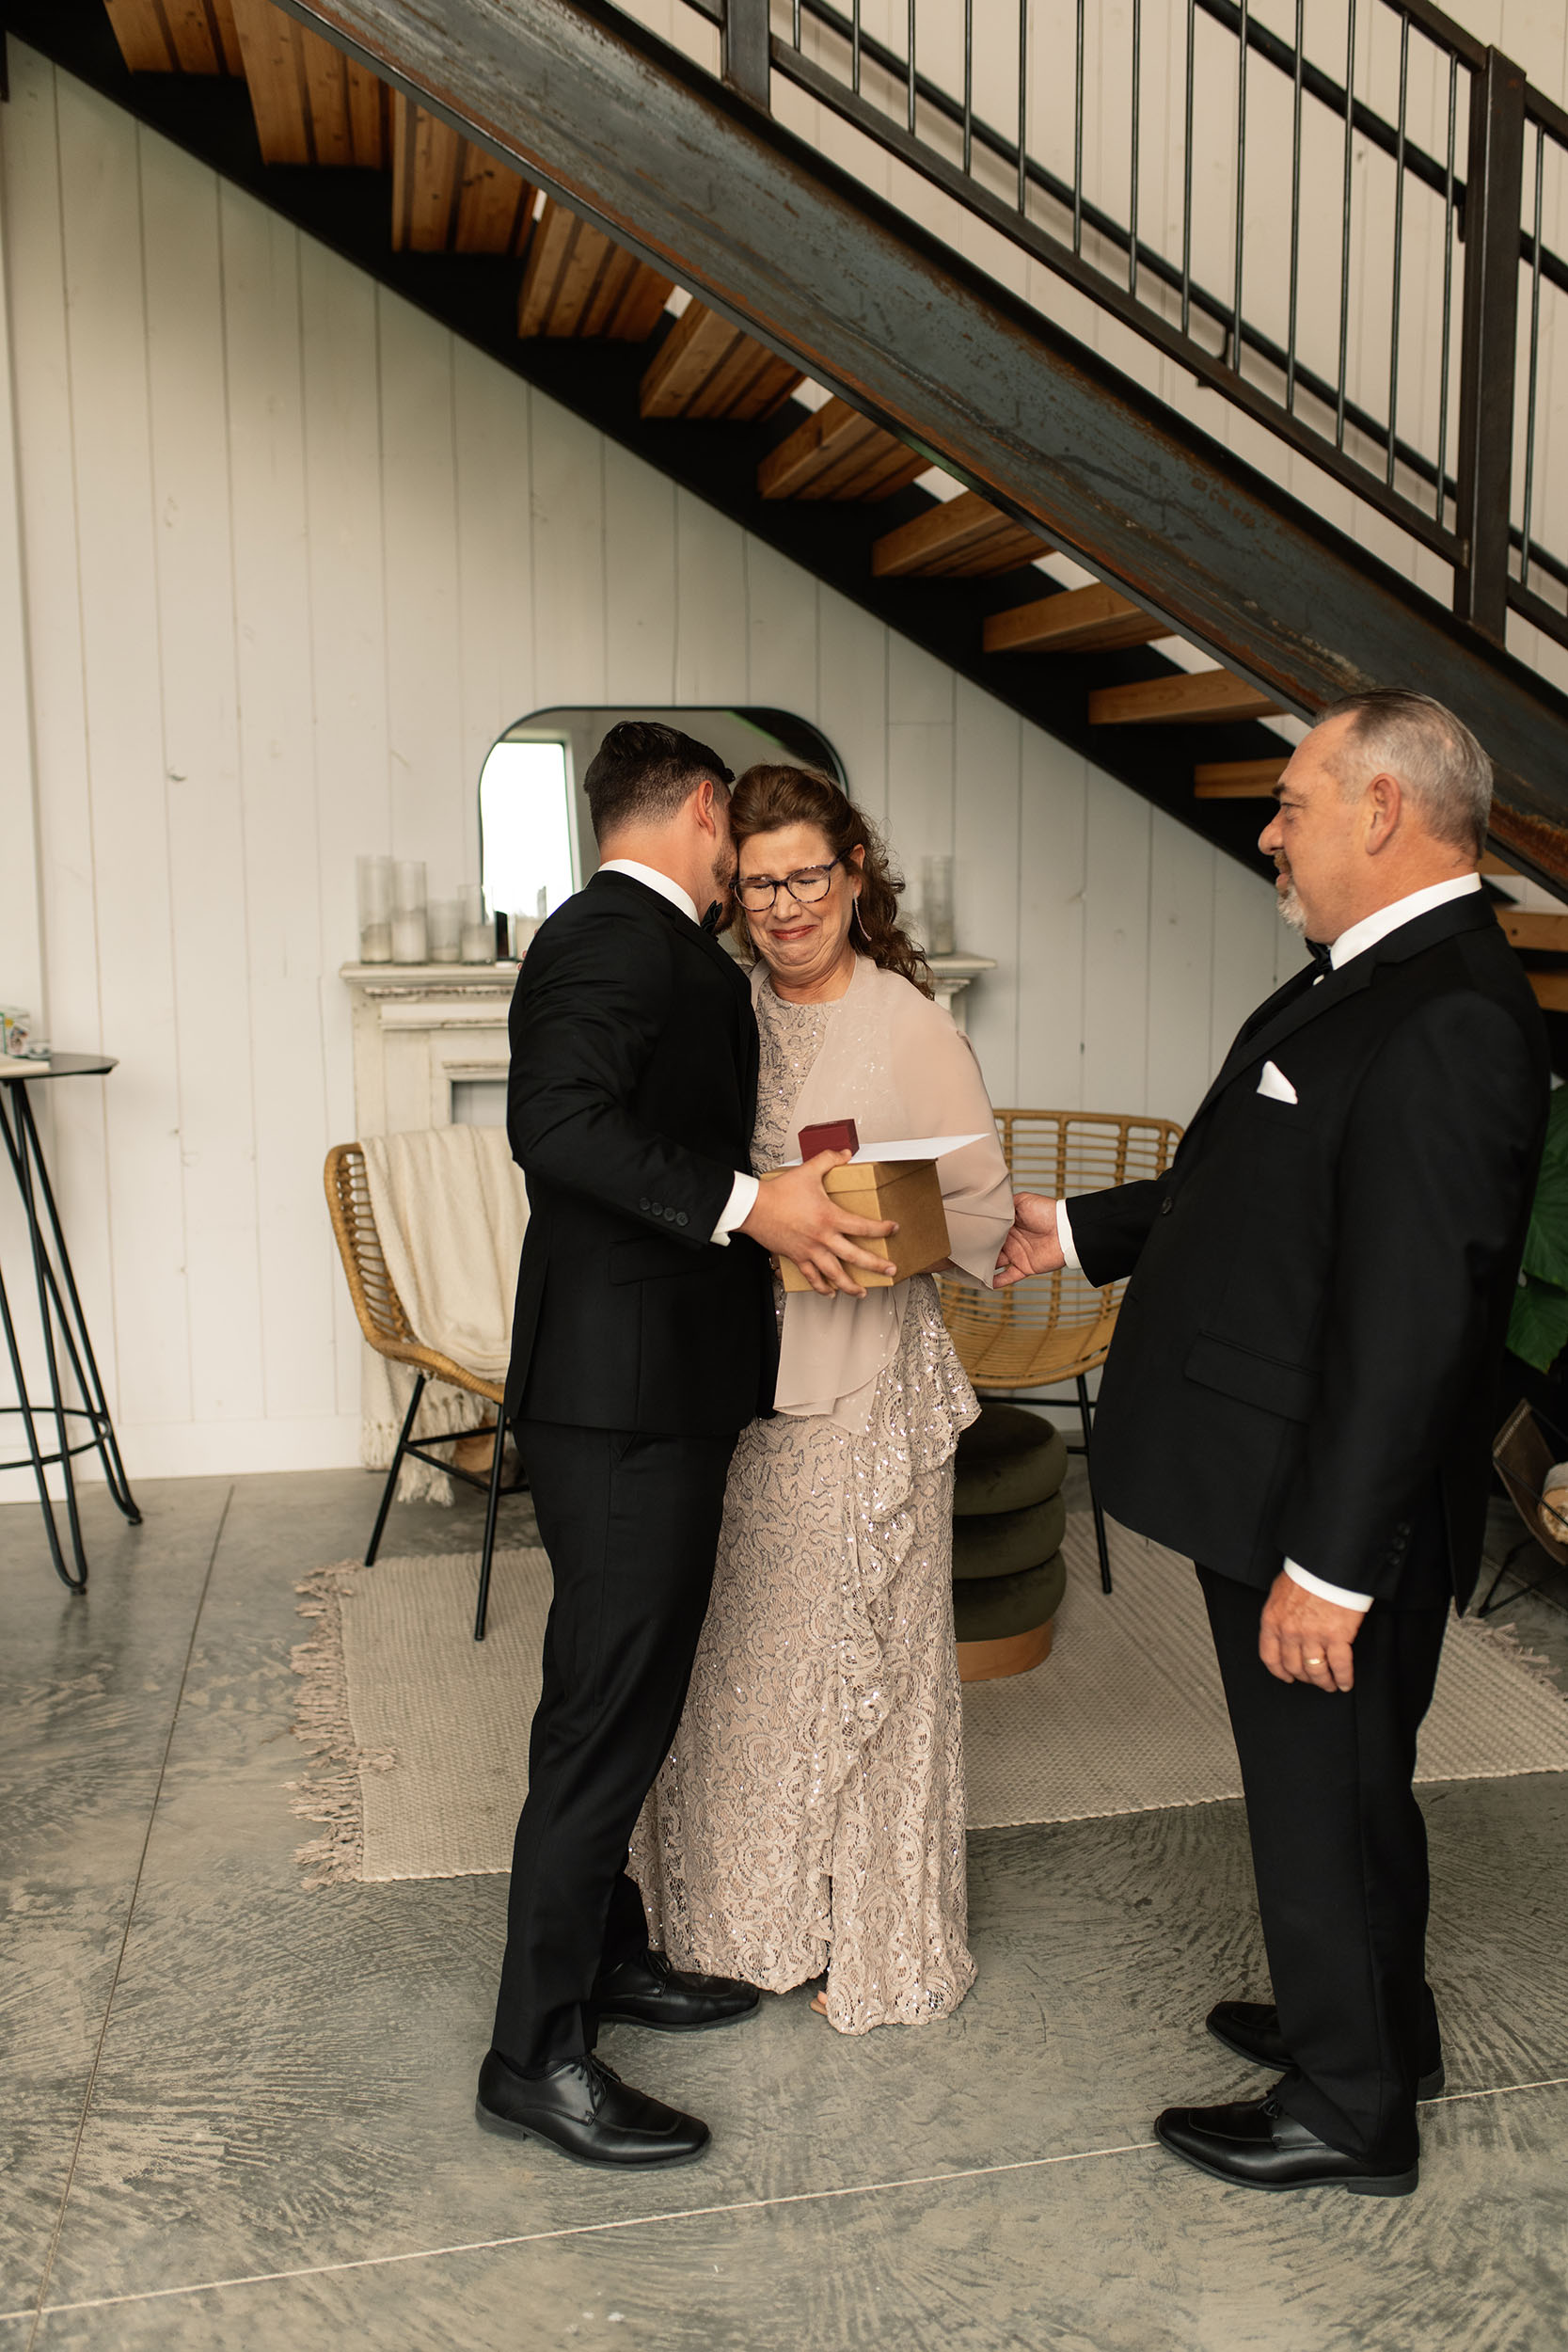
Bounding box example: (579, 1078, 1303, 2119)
(478, 706, 847, 934)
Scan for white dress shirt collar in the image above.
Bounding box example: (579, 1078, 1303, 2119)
(598, 858, 699, 927)
(1328, 871, 1483, 970)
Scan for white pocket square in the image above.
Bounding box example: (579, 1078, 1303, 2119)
(1257, 1060, 1298, 1104)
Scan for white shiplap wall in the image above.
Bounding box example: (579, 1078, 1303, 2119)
(0, 46, 1289, 1492)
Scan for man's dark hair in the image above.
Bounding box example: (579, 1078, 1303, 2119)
(582, 721, 735, 843)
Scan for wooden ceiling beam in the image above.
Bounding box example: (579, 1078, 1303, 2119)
(757, 398, 925, 501)
(983, 582, 1174, 655)
(1090, 672, 1282, 726)
(872, 490, 1045, 579)
(1193, 755, 1290, 797)
(640, 302, 802, 421)
(229, 0, 385, 166)
(103, 0, 243, 72)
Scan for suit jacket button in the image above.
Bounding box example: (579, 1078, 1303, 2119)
(676, 1211, 689, 1227)
(650, 1200, 662, 1215)
(639, 1198, 650, 1212)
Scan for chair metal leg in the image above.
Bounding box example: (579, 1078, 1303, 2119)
(1474, 1534, 1543, 1618)
(473, 1407, 511, 1642)
(1076, 1372, 1112, 1595)
(366, 1373, 425, 1565)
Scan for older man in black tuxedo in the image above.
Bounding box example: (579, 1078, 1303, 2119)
(477, 722, 894, 2171)
(999, 691, 1547, 2197)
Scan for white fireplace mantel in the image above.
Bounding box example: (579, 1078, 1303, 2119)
(341, 948, 999, 1137)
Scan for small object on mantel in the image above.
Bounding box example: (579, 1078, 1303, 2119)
(799, 1118, 859, 1159)
(494, 910, 511, 961)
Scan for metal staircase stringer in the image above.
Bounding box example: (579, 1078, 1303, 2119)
(267, 0, 1568, 891)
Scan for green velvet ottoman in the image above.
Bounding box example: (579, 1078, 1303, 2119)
(952, 1404, 1069, 1682)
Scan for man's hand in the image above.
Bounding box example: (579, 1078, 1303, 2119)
(1259, 1570, 1365, 1692)
(740, 1150, 897, 1298)
(994, 1192, 1066, 1287)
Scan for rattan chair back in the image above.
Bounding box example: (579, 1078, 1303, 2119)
(939, 1108, 1183, 1391)
(1492, 1398, 1568, 1568)
(323, 1142, 503, 1405)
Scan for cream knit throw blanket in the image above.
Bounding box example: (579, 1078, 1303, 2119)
(359, 1126, 529, 1504)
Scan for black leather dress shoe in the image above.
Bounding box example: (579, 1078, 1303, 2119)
(594, 1949, 760, 2032)
(475, 2049, 709, 2169)
(1206, 1999, 1446, 2099)
(1156, 2090, 1418, 2196)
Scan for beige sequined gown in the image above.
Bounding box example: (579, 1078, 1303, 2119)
(632, 977, 990, 2033)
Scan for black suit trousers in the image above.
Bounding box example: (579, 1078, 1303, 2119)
(492, 1418, 737, 2072)
(1199, 1565, 1448, 2169)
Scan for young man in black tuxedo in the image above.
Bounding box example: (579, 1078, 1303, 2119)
(999, 691, 1547, 2198)
(478, 722, 895, 2170)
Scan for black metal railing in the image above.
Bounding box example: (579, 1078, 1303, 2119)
(696, 0, 1568, 660)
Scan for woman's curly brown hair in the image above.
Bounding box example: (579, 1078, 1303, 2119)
(728, 765, 932, 997)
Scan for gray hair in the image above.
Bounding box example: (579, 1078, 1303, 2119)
(1319, 689, 1492, 856)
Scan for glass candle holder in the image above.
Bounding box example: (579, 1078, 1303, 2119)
(428, 899, 461, 962)
(393, 858, 427, 915)
(459, 882, 491, 963)
(390, 907, 428, 963)
(923, 853, 956, 957)
(356, 853, 393, 963)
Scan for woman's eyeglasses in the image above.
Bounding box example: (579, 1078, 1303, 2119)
(736, 855, 845, 913)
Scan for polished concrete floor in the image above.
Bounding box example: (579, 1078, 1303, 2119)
(3, 1463, 1567, 2351)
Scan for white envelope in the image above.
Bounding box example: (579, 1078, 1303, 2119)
(1257, 1060, 1298, 1104)
(778, 1132, 987, 1168)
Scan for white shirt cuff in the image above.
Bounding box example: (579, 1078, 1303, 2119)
(1054, 1198, 1081, 1271)
(1285, 1559, 1373, 1613)
(711, 1170, 758, 1247)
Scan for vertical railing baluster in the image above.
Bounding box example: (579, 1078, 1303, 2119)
(1073, 0, 1085, 256)
(1453, 46, 1527, 638)
(1231, 0, 1248, 373)
(1130, 0, 1141, 298)
(963, 0, 974, 178)
(1386, 14, 1410, 489)
(1017, 0, 1029, 214)
(1436, 50, 1458, 524)
(908, 0, 916, 135)
(1285, 0, 1303, 411)
(1336, 0, 1357, 452)
(791, 0, 800, 50)
(852, 0, 862, 97)
(1521, 119, 1545, 593)
(1181, 0, 1195, 336)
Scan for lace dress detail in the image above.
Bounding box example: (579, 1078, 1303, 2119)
(631, 982, 979, 2032)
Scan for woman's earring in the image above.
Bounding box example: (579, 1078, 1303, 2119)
(850, 895, 866, 939)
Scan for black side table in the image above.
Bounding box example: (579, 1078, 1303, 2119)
(0, 1054, 140, 1590)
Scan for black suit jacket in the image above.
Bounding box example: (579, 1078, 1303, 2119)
(1069, 894, 1548, 1608)
(503, 870, 776, 1436)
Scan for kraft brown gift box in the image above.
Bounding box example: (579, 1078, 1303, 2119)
(758, 1159, 952, 1291)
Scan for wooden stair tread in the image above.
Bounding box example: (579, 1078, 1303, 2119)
(1528, 972, 1568, 1012)
(1501, 910, 1568, 953)
(872, 490, 1045, 579)
(640, 303, 802, 422)
(758, 399, 925, 501)
(105, 0, 243, 72)
(1089, 671, 1281, 726)
(229, 0, 386, 166)
(518, 202, 673, 339)
(391, 97, 534, 255)
(984, 583, 1174, 655)
(1194, 755, 1290, 797)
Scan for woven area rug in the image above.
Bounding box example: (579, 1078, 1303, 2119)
(290, 1515, 1568, 1884)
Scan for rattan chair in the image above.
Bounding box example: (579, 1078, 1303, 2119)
(940, 1108, 1183, 1594)
(1483, 1398, 1568, 1616)
(325, 1142, 527, 1641)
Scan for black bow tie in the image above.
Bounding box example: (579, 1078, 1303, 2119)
(1307, 938, 1334, 972)
(699, 900, 722, 935)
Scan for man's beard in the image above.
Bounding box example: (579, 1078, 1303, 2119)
(1275, 868, 1307, 933)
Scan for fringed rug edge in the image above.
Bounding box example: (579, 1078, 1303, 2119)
(288, 1561, 394, 1887)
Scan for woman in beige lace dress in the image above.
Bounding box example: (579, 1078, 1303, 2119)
(632, 767, 1012, 2033)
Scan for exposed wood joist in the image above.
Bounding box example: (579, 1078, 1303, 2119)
(1499, 910, 1568, 953)
(983, 583, 1173, 655)
(103, 0, 243, 72)
(1528, 972, 1568, 1012)
(1194, 755, 1290, 798)
(1089, 673, 1282, 727)
(229, 0, 384, 164)
(640, 302, 802, 422)
(757, 399, 926, 502)
(390, 94, 533, 253)
(872, 492, 1043, 579)
(517, 201, 672, 338)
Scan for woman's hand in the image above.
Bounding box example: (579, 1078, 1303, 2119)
(994, 1192, 1065, 1286)
(740, 1150, 896, 1296)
